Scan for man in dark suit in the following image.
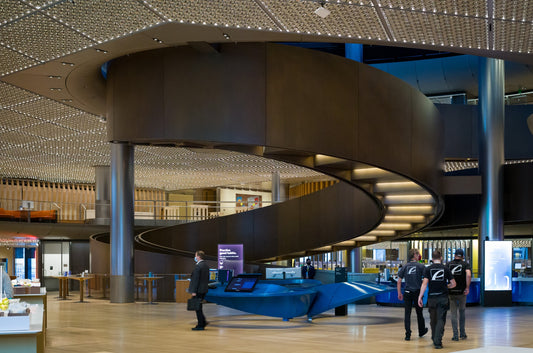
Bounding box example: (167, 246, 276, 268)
(189, 250, 210, 330)
(301, 258, 316, 279)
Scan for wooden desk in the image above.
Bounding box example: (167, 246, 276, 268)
(52, 276, 69, 300)
(68, 276, 94, 303)
(136, 277, 163, 304)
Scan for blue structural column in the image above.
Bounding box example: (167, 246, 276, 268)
(345, 43, 363, 62)
(346, 43, 363, 274)
(478, 57, 505, 305)
(110, 142, 135, 303)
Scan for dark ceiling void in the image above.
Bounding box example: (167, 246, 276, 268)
(280, 42, 460, 63)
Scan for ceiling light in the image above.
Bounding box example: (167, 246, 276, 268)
(314, 4, 331, 19)
(48, 75, 62, 79)
(95, 48, 108, 54)
(152, 38, 163, 44)
(61, 62, 75, 66)
(222, 33, 231, 40)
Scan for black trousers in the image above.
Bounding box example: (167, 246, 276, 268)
(195, 293, 206, 327)
(403, 289, 426, 336)
(427, 295, 449, 346)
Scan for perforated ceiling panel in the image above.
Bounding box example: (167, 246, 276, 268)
(265, 0, 388, 39)
(0, 47, 39, 77)
(377, 0, 487, 17)
(383, 8, 489, 49)
(0, 13, 95, 62)
(0, 0, 35, 25)
(144, 0, 280, 31)
(45, 0, 165, 43)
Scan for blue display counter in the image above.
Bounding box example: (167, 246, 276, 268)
(512, 278, 533, 304)
(376, 278, 533, 305)
(206, 279, 395, 320)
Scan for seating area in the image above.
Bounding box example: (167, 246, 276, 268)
(0, 208, 57, 223)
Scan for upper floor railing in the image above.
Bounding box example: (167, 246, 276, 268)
(0, 197, 274, 225)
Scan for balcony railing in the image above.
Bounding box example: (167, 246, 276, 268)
(0, 197, 274, 225)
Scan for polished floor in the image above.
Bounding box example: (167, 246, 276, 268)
(44, 293, 533, 353)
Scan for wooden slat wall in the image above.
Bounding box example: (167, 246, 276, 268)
(0, 178, 97, 222)
(1, 178, 169, 221)
(288, 180, 337, 199)
(134, 188, 166, 217)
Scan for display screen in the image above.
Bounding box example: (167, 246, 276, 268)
(224, 276, 259, 292)
(484, 241, 512, 291)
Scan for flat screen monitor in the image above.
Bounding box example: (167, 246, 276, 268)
(224, 276, 259, 292)
(284, 267, 302, 279)
(265, 268, 285, 279)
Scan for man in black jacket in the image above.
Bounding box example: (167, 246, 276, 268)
(447, 249, 471, 341)
(397, 248, 428, 341)
(189, 250, 210, 331)
(418, 250, 456, 349)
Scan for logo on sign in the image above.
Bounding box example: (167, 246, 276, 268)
(431, 269, 444, 281)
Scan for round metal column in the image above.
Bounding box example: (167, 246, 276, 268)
(110, 142, 135, 303)
(94, 165, 110, 225)
(349, 248, 362, 273)
(272, 171, 280, 203)
(478, 57, 505, 304)
(345, 43, 363, 62)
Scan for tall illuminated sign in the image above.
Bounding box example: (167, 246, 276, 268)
(484, 241, 512, 291)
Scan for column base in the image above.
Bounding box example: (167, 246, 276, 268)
(483, 290, 512, 307)
(110, 275, 134, 303)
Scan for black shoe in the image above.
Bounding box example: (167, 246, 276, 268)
(191, 326, 205, 331)
(405, 335, 410, 341)
(452, 336, 459, 341)
(460, 334, 467, 340)
(419, 327, 429, 337)
(434, 344, 443, 349)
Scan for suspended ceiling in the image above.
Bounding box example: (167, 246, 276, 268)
(0, 0, 532, 190)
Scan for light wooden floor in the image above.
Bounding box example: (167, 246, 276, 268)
(44, 293, 533, 353)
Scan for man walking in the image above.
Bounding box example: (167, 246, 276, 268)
(447, 249, 471, 341)
(397, 249, 428, 341)
(418, 250, 456, 349)
(189, 250, 210, 331)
